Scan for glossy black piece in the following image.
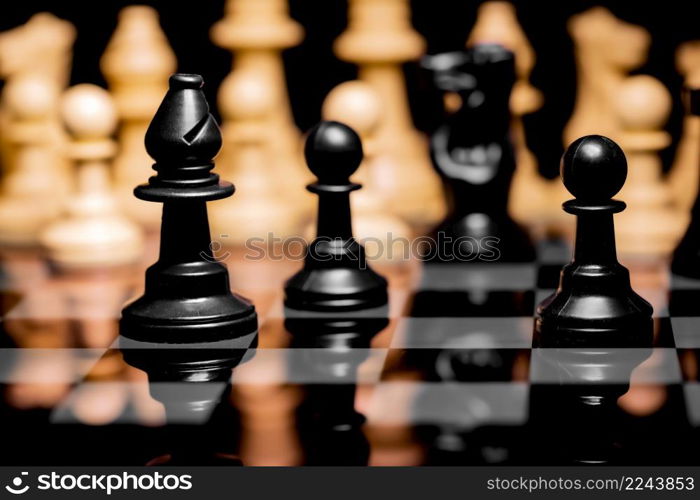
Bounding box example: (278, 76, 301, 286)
(535, 135, 653, 347)
(671, 88, 700, 278)
(284, 121, 388, 311)
(421, 45, 534, 263)
(285, 310, 388, 465)
(120, 74, 257, 343)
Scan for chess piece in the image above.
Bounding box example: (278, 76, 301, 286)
(120, 73, 258, 345)
(465, 1, 551, 231)
(564, 7, 650, 145)
(40, 84, 143, 270)
(334, 0, 444, 229)
(423, 46, 535, 263)
(209, 71, 303, 245)
(284, 121, 388, 312)
(0, 75, 65, 246)
(533, 136, 653, 462)
(211, 0, 312, 216)
(669, 41, 700, 212)
(613, 75, 686, 258)
(535, 135, 653, 346)
(671, 89, 700, 278)
(466, 1, 549, 231)
(320, 80, 413, 265)
(0, 13, 75, 172)
(101, 6, 177, 230)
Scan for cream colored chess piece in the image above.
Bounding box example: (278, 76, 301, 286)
(0, 13, 75, 172)
(466, 1, 548, 231)
(334, 0, 444, 230)
(40, 85, 143, 270)
(209, 72, 303, 246)
(564, 7, 650, 145)
(101, 6, 177, 231)
(614, 76, 686, 258)
(211, 0, 312, 216)
(320, 80, 412, 265)
(0, 75, 65, 246)
(668, 40, 700, 213)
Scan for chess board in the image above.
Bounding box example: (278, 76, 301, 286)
(1, 236, 699, 466)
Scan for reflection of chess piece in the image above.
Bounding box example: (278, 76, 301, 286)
(0, 75, 65, 246)
(466, 2, 548, 231)
(209, 72, 303, 245)
(211, 0, 312, 218)
(335, 0, 444, 229)
(320, 81, 413, 265)
(564, 7, 650, 145)
(285, 313, 388, 465)
(121, 336, 256, 464)
(669, 41, 700, 212)
(614, 76, 686, 258)
(40, 85, 143, 270)
(101, 6, 177, 230)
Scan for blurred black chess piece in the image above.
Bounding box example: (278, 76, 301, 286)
(285, 312, 388, 465)
(420, 45, 534, 263)
(671, 88, 700, 279)
(119, 73, 258, 465)
(530, 136, 652, 464)
(284, 122, 389, 463)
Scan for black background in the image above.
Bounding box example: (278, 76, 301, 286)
(2, 0, 700, 178)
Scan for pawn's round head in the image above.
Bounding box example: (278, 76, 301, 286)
(304, 121, 363, 184)
(561, 135, 627, 201)
(61, 84, 118, 139)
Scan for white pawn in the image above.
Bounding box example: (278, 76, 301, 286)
(334, 0, 445, 229)
(40, 85, 143, 270)
(321, 80, 412, 266)
(614, 75, 686, 258)
(101, 6, 177, 231)
(209, 72, 303, 246)
(0, 75, 66, 246)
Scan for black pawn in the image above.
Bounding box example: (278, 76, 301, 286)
(535, 135, 653, 347)
(671, 88, 700, 278)
(120, 74, 257, 344)
(284, 121, 388, 312)
(421, 45, 535, 263)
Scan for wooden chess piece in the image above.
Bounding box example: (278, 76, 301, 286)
(40, 84, 143, 270)
(211, 0, 312, 217)
(564, 7, 650, 145)
(334, 0, 445, 230)
(209, 72, 303, 246)
(613, 75, 686, 258)
(669, 40, 700, 213)
(466, 1, 549, 231)
(0, 13, 75, 173)
(101, 5, 177, 231)
(0, 75, 65, 246)
(320, 80, 413, 266)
